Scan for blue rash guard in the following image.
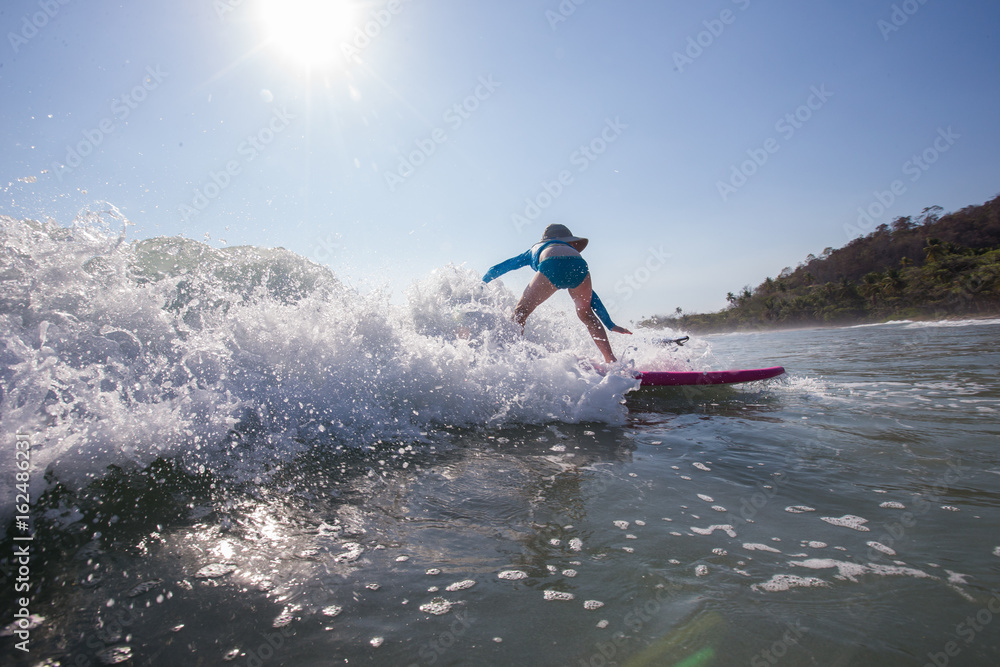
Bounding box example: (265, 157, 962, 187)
(482, 240, 618, 330)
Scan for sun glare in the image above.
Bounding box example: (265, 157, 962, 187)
(260, 0, 357, 69)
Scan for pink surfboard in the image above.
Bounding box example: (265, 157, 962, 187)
(637, 366, 785, 387)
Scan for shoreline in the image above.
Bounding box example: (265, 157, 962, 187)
(638, 312, 1000, 336)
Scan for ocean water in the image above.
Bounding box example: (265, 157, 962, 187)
(2, 214, 999, 666)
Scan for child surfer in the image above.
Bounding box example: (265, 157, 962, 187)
(483, 224, 632, 363)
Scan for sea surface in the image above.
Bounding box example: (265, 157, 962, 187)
(2, 215, 999, 666)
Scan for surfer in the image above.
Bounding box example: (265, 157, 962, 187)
(483, 224, 632, 363)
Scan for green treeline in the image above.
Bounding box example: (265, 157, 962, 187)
(642, 194, 1000, 332)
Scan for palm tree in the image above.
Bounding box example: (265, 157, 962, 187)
(924, 238, 944, 263)
(860, 272, 881, 307)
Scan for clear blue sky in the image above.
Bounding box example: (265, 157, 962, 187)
(2, 0, 998, 322)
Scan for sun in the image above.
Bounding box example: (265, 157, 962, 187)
(259, 0, 358, 70)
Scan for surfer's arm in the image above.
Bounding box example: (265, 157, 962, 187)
(590, 291, 616, 329)
(483, 250, 531, 283)
(589, 291, 631, 334)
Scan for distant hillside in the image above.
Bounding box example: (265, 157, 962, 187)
(641, 193, 1000, 332)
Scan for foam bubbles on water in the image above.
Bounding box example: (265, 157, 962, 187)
(879, 501, 906, 509)
(752, 574, 829, 593)
(569, 538, 583, 551)
(1, 615, 44, 636)
(334, 543, 364, 563)
(866, 541, 897, 556)
(195, 563, 235, 579)
(583, 600, 604, 610)
(743, 543, 781, 553)
(126, 579, 163, 598)
(993, 547, 1000, 558)
(790, 558, 932, 583)
(96, 646, 133, 665)
(613, 520, 629, 530)
(445, 579, 476, 592)
(498, 570, 527, 580)
(543, 590, 575, 601)
(419, 598, 454, 615)
(693, 463, 711, 471)
(697, 494, 714, 503)
(820, 515, 870, 532)
(691, 525, 736, 538)
(272, 607, 297, 628)
(785, 506, 815, 514)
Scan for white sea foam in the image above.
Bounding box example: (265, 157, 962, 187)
(820, 515, 870, 532)
(0, 214, 688, 517)
(691, 525, 736, 538)
(543, 590, 575, 601)
(903, 318, 1000, 329)
(790, 558, 933, 583)
(866, 541, 897, 556)
(445, 579, 476, 592)
(752, 574, 829, 592)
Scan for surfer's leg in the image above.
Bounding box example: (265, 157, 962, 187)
(568, 275, 616, 363)
(514, 271, 558, 329)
